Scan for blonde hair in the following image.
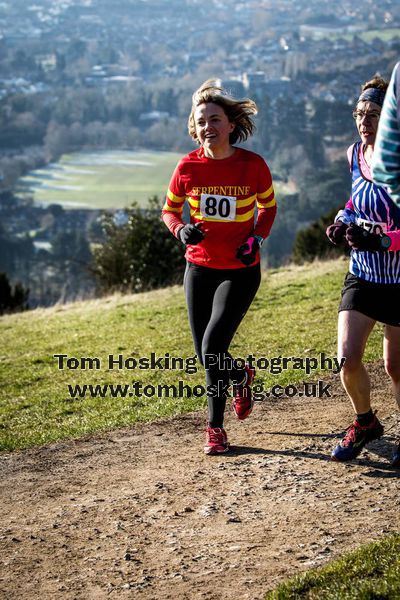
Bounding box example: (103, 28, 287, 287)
(188, 79, 257, 144)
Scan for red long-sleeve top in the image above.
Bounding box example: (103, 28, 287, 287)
(162, 147, 277, 269)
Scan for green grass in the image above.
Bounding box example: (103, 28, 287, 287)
(16, 150, 183, 208)
(322, 27, 400, 43)
(0, 258, 387, 452)
(360, 28, 400, 43)
(265, 533, 400, 600)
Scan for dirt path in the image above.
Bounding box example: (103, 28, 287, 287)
(0, 363, 399, 600)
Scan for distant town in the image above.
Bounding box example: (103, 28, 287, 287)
(1, 0, 399, 103)
(1, 0, 400, 307)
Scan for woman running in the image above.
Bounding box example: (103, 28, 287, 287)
(326, 76, 400, 467)
(162, 80, 277, 454)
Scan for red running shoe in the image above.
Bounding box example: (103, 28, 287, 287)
(204, 426, 230, 455)
(232, 364, 255, 420)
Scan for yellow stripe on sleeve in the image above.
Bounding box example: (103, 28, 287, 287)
(257, 197, 276, 209)
(188, 196, 199, 209)
(257, 184, 274, 200)
(163, 202, 183, 213)
(167, 189, 185, 204)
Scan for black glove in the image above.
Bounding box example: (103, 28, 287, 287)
(345, 223, 391, 251)
(178, 223, 204, 245)
(326, 221, 348, 245)
(236, 236, 260, 266)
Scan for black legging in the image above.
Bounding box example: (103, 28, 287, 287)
(184, 261, 261, 428)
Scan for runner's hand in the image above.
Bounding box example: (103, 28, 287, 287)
(326, 221, 348, 245)
(178, 223, 204, 245)
(236, 236, 260, 266)
(346, 223, 391, 251)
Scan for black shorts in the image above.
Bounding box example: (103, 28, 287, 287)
(338, 272, 400, 327)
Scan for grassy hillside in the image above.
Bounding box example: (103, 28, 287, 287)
(0, 258, 386, 452)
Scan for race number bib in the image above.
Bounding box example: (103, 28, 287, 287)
(355, 217, 388, 235)
(200, 194, 236, 221)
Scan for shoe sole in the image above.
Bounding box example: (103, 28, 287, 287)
(204, 445, 230, 455)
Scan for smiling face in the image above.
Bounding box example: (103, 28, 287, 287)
(194, 102, 235, 157)
(353, 100, 382, 146)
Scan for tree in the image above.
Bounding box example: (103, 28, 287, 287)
(93, 197, 185, 294)
(266, 195, 299, 267)
(0, 272, 29, 315)
(292, 207, 349, 264)
(51, 229, 94, 303)
(296, 159, 350, 219)
(44, 122, 71, 161)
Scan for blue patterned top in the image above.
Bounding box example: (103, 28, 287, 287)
(338, 142, 400, 284)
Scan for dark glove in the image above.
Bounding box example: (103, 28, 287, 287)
(236, 236, 260, 266)
(345, 223, 391, 251)
(326, 221, 348, 245)
(178, 223, 204, 245)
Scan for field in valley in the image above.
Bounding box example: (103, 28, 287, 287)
(16, 150, 183, 209)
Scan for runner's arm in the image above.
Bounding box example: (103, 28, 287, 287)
(161, 164, 186, 239)
(254, 161, 277, 240)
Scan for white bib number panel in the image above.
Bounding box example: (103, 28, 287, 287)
(200, 194, 236, 221)
(355, 217, 388, 235)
